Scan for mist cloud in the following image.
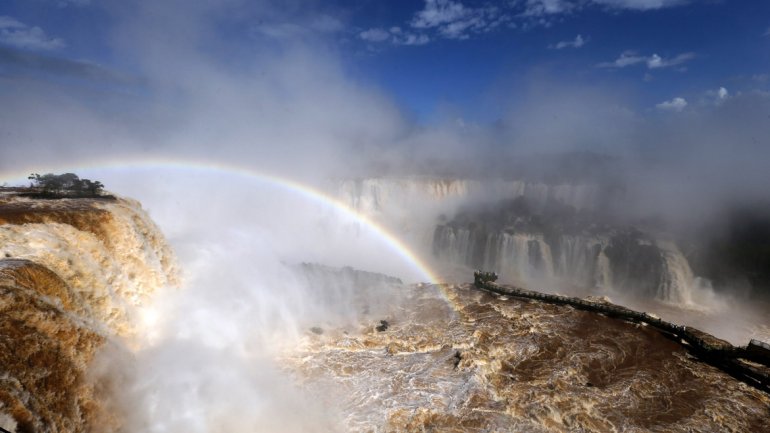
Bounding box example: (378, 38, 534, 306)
(0, 16, 65, 50)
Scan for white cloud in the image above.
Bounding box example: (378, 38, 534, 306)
(764, 27, 770, 36)
(718, 87, 728, 100)
(598, 51, 695, 69)
(254, 15, 343, 40)
(359, 28, 390, 42)
(550, 34, 587, 49)
(357, 1, 495, 45)
(656, 97, 688, 112)
(55, 0, 90, 6)
(411, 0, 470, 28)
(521, 0, 685, 18)
(359, 27, 430, 46)
(363, 0, 690, 46)
(646, 52, 695, 68)
(394, 32, 430, 46)
(522, 0, 576, 17)
(597, 51, 647, 68)
(646, 53, 664, 68)
(439, 15, 482, 39)
(0, 16, 22, 29)
(0, 16, 65, 50)
(704, 87, 729, 105)
(408, 0, 501, 40)
(591, 0, 688, 10)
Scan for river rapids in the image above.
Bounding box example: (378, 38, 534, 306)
(283, 283, 770, 432)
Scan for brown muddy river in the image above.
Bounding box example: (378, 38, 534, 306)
(283, 284, 770, 432)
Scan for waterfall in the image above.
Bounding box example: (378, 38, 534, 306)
(487, 233, 565, 284)
(436, 227, 608, 287)
(334, 176, 711, 306)
(0, 195, 178, 431)
(0, 199, 177, 333)
(488, 233, 533, 281)
(334, 177, 477, 218)
(595, 250, 613, 289)
(333, 177, 600, 220)
(655, 241, 718, 307)
(554, 235, 606, 287)
(432, 225, 476, 266)
(431, 225, 713, 306)
(333, 177, 603, 280)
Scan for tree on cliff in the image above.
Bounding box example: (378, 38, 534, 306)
(80, 179, 105, 196)
(27, 173, 105, 197)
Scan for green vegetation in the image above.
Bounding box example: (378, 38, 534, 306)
(473, 270, 498, 286)
(27, 173, 105, 197)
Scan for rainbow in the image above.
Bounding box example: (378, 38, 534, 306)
(0, 157, 441, 284)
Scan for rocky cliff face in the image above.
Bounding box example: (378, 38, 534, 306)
(0, 191, 177, 433)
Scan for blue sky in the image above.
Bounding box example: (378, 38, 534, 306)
(1, 0, 768, 123)
(345, 0, 770, 120)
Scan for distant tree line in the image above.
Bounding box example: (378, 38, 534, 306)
(27, 173, 105, 197)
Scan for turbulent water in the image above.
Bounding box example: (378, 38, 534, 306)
(0, 196, 177, 332)
(285, 282, 770, 432)
(0, 192, 177, 432)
